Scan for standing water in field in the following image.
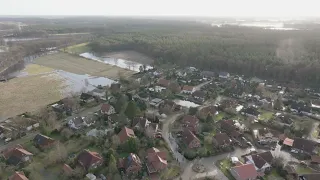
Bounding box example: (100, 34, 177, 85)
(80, 52, 153, 72)
(56, 71, 114, 93)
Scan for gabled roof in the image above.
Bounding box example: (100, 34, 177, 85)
(9, 171, 29, 180)
(77, 150, 103, 170)
(213, 133, 231, 146)
(120, 153, 142, 170)
(231, 163, 258, 180)
(33, 134, 55, 147)
(62, 164, 73, 175)
(192, 90, 205, 98)
(246, 151, 273, 170)
(311, 155, 320, 164)
(182, 115, 199, 127)
(146, 147, 167, 173)
(182, 85, 194, 91)
(118, 127, 135, 143)
(182, 129, 200, 146)
(157, 78, 170, 87)
(200, 106, 217, 116)
(132, 117, 150, 128)
(283, 138, 294, 146)
(101, 103, 114, 113)
(292, 138, 317, 154)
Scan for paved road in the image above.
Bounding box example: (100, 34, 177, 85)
(162, 112, 186, 165)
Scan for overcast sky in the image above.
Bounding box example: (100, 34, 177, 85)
(0, 0, 319, 17)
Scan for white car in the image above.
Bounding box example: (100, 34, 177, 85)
(291, 149, 299, 153)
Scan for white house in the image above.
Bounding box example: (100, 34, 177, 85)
(219, 72, 230, 79)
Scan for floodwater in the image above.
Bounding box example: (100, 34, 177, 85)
(57, 70, 114, 93)
(3, 38, 40, 42)
(80, 52, 153, 72)
(211, 22, 299, 30)
(174, 99, 200, 108)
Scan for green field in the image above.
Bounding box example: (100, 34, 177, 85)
(62, 43, 91, 54)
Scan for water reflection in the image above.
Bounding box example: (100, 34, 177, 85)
(80, 52, 153, 72)
(174, 99, 200, 108)
(57, 71, 114, 93)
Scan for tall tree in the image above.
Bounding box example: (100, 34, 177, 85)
(125, 101, 139, 119)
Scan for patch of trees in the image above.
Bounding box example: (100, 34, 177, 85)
(88, 23, 320, 87)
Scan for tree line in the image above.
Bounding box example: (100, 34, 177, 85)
(88, 23, 320, 87)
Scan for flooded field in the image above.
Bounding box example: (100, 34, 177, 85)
(0, 63, 115, 119)
(80, 51, 153, 72)
(33, 52, 134, 79)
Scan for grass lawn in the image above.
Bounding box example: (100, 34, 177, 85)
(23, 64, 54, 75)
(217, 158, 235, 180)
(259, 110, 274, 121)
(265, 169, 284, 180)
(63, 43, 91, 54)
(296, 165, 313, 174)
(214, 112, 226, 121)
(34, 52, 135, 80)
(160, 165, 180, 180)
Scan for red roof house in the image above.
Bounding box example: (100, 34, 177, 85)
(62, 164, 73, 176)
(181, 85, 195, 94)
(146, 147, 168, 174)
(9, 172, 29, 180)
(182, 129, 201, 149)
(182, 115, 199, 133)
(230, 163, 258, 180)
(101, 103, 116, 115)
(118, 127, 136, 143)
(157, 79, 170, 87)
(77, 150, 103, 170)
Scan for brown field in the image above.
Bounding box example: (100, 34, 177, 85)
(33, 52, 135, 79)
(0, 72, 65, 119)
(102, 50, 155, 64)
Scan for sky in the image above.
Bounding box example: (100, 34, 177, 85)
(0, 0, 320, 17)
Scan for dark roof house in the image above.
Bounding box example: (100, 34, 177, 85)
(77, 150, 103, 170)
(292, 138, 318, 155)
(33, 134, 55, 149)
(146, 147, 168, 174)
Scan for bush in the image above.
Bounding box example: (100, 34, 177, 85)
(184, 149, 197, 160)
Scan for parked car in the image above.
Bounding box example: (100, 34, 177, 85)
(291, 149, 299, 153)
(246, 142, 253, 147)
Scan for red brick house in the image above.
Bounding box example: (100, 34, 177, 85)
(118, 127, 136, 143)
(77, 150, 103, 170)
(182, 129, 201, 149)
(118, 153, 142, 174)
(212, 133, 232, 148)
(33, 134, 56, 149)
(182, 115, 199, 134)
(100, 103, 116, 115)
(146, 147, 168, 174)
(230, 163, 258, 180)
(9, 171, 29, 180)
